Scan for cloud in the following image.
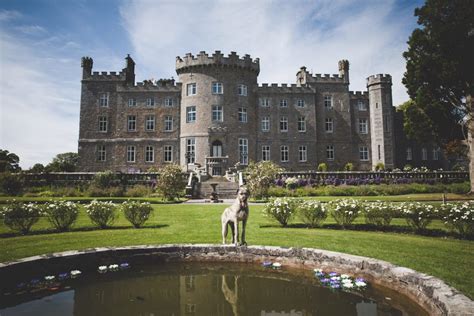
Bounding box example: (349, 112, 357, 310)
(120, 0, 415, 106)
(0, 9, 22, 22)
(14, 24, 47, 35)
(0, 30, 80, 169)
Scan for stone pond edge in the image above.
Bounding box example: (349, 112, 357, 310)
(0, 244, 472, 316)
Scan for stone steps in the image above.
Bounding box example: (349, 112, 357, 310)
(198, 178, 239, 198)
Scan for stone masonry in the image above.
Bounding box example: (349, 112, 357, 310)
(78, 51, 447, 172)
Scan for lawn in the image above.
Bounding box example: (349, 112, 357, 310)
(0, 203, 473, 299)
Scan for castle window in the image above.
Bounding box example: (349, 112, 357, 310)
(127, 146, 136, 162)
(97, 145, 106, 162)
(421, 147, 428, 160)
(406, 147, 413, 160)
(261, 116, 270, 132)
(297, 116, 306, 132)
(164, 145, 173, 162)
(299, 146, 307, 162)
(260, 98, 270, 107)
(127, 115, 136, 131)
(262, 145, 270, 161)
(99, 93, 109, 107)
(324, 95, 333, 109)
(326, 145, 334, 160)
(239, 138, 249, 165)
(164, 116, 173, 131)
(145, 115, 155, 131)
(98, 116, 107, 132)
(238, 108, 248, 123)
(297, 99, 305, 108)
(165, 98, 174, 107)
(128, 98, 137, 107)
(359, 146, 369, 161)
(358, 100, 367, 111)
(280, 145, 289, 162)
(146, 98, 155, 107)
(325, 118, 333, 133)
(280, 99, 288, 107)
(212, 105, 223, 122)
(433, 147, 440, 160)
(358, 118, 368, 134)
(238, 84, 248, 96)
(280, 116, 288, 132)
(212, 82, 223, 94)
(145, 146, 154, 163)
(186, 138, 196, 164)
(186, 106, 196, 123)
(187, 83, 197, 96)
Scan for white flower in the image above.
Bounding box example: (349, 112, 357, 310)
(98, 265, 108, 272)
(355, 281, 367, 287)
(70, 270, 82, 277)
(45, 275, 55, 281)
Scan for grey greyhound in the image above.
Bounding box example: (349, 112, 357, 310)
(221, 187, 249, 246)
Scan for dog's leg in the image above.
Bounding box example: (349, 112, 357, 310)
(234, 219, 239, 246)
(241, 218, 247, 246)
(222, 220, 228, 244)
(229, 222, 235, 244)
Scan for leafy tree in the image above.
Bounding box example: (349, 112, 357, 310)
(0, 149, 21, 173)
(245, 161, 283, 200)
(46, 152, 79, 172)
(155, 164, 186, 201)
(402, 0, 474, 189)
(28, 163, 45, 173)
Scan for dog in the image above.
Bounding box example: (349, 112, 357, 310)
(221, 187, 249, 246)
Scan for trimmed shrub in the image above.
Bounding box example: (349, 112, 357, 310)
(120, 201, 153, 228)
(86, 185, 124, 197)
(441, 202, 474, 237)
(84, 200, 118, 228)
(0, 172, 24, 196)
(298, 200, 328, 228)
(125, 185, 153, 197)
(43, 200, 79, 231)
(156, 164, 186, 201)
(245, 161, 283, 199)
(92, 170, 117, 188)
(397, 202, 436, 231)
(374, 162, 385, 171)
(363, 201, 396, 227)
(344, 163, 354, 171)
(317, 163, 328, 172)
(1, 201, 42, 234)
(262, 198, 301, 227)
(285, 177, 299, 190)
(330, 199, 362, 227)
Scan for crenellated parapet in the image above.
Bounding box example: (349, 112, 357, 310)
(349, 91, 369, 99)
(117, 78, 181, 92)
(175, 50, 260, 75)
(296, 66, 345, 85)
(88, 71, 127, 81)
(81, 55, 135, 84)
(258, 83, 315, 94)
(366, 74, 392, 87)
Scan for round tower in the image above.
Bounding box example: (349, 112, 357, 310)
(367, 74, 395, 170)
(176, 50, 260, 175)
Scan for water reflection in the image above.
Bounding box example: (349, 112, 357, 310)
(0, 263, 425, 316)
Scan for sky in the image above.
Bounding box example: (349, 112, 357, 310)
(0, 0, 424, 169)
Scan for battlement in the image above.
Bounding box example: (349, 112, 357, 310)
(175, 50, 260, 74)
(88, 71, 126, 80)
(81, 55, 135, 84)
(366, 74, 392, 87)
(117, 78, 181, 92)
(258, 83, 315, 93)
(349, 91, 369, 98)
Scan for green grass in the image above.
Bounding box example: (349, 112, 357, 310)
(0, 203, 473, 299)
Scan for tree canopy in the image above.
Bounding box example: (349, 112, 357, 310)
(46, 152, 79, 172)
(402, 0, 474, 143)
(0, 149, 21, 173)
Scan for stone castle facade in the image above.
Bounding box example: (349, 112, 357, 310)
(78, 51, 445, 173)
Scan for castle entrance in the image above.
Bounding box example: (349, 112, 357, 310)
(206, 140, 227, 176)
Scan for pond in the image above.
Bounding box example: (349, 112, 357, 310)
(0, 262, 428, 316)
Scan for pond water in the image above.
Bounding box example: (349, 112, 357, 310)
(0, 262, 428, 316)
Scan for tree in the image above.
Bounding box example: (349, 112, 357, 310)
(245, 161, 283, 200)
(0, 149, 21, 173)
(402, 0, 474, 191)
(46, 152, 79, 172)
(28, 163, 45, 173)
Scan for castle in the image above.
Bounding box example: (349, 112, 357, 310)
(78, 51, 445, 173)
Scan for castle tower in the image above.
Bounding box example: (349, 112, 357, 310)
(175, 51, 260, 175)
(338, 59, 349, 84)
(81, 57, 93, 79)
(367, 74, 395, 170)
